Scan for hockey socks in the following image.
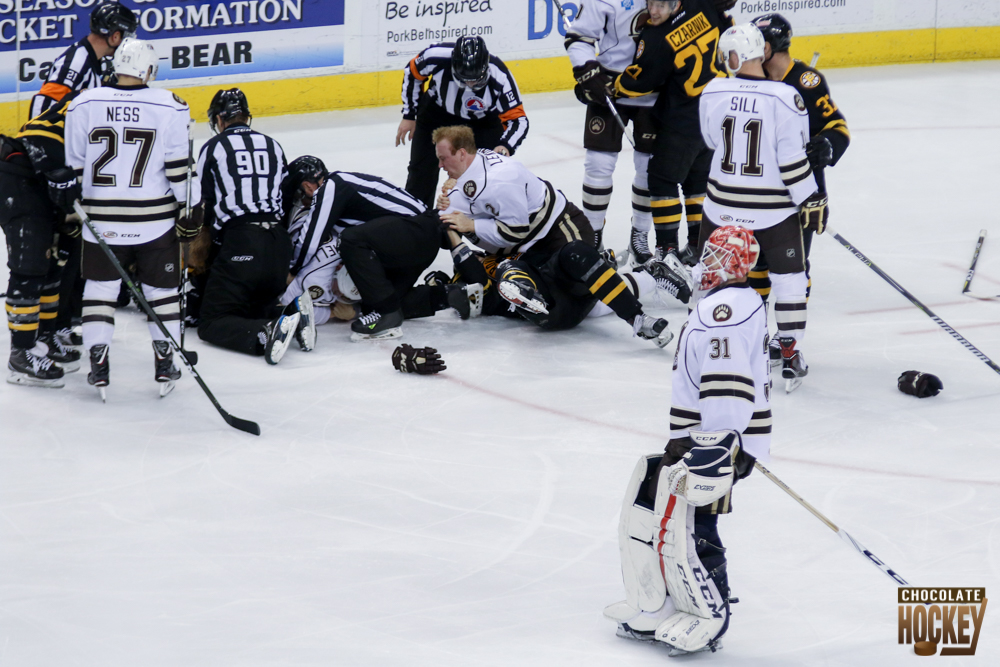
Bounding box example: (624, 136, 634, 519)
(6, 274, 44, 350)
(651, 196, 683, 249)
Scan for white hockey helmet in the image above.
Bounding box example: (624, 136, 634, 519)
(112, 38, 159, 83)
(335, 265, 361, 303)
(717, 24, 766, 76)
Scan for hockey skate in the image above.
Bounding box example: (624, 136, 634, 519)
(633, 314, 674, 348)
(661, 244, 699, 268)
(87, 344, 110, 402)
(290, 290, 316, 351)
(55, 326, 83, 348)
(152, 340, 181, 397)
(262, 312, 301, 363)
(350, 309, 403, 342)
(642, 258, 693, 304)
(768, 335, 782, 369)
(628, 227, 653, 268)
(38, 329, 81, 373)
(779, 337, 808, 392)
(446, 282, 484, 319)
(7, 347, 65, 388)
(497, 278, 549, 315)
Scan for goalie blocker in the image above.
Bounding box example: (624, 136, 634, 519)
(604, 430, 754, 655)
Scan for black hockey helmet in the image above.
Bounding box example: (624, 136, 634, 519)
(451, 36, 490, 90)
(208, 88, 251, 134)
(752, 14, 793, 54)
(286, 156, 327, 191)
(90, 2, 138, 39)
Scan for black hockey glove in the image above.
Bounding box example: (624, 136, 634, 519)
(897, 370, 943, 398)
(45, 167, 81, 215)
(392, 344, 446, 375)
(806, 136, 834, 170)
(572, 61, 614, 106)
(799, 191, 829, 234)
(176, 203, 205, 243)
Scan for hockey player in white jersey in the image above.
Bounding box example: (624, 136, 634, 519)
(434, 125, 688, 344)
(698, 24, 824, 391)
(65, 38, 203, 398)
(564, 0, 657, 259)
(604, 225, 767, 656)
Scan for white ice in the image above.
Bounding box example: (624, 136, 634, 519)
(2, 61, 999, 666)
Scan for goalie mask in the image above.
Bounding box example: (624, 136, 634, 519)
(698, 225, 759, 291)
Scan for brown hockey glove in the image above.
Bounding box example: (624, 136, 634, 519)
(392, 344, 446, 375)
(799, 191, 829, 234)
(897, 370, 943, 398)
(572, 60, 614, 105)
(176, 203, 205, 243)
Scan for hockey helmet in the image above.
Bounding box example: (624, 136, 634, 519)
(451, 36, 490, 90)
(208, 88, 251, 134)
(717, 24, 766, 76)
(698, 226, 760, 291)
(752, 13, 793, 54)
(287, 156, 327, 189)
(91, 2, 138, 39)
(111, 38, 158, 83)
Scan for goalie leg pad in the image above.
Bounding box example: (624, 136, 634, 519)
(617, 454, 668, 613)
(652, 468, 728, 653)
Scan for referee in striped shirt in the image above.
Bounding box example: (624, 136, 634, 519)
(29, 2, 137, 119)
(195, 89, 310, 363)
(395, 36, 530, 208)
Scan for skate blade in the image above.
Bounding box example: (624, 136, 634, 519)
(350, 327, 403, 342)
(785, 377, 803, 393)
(655, 330, 675, 348)
(159, 380, 176, 398)
(98, 386, 107, 403)
(6, 372, 65, 389)
(56, 360, 81, 373)
(666, 641, 721, 657)
(497, 281, 549, 314)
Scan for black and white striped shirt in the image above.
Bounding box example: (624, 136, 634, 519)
(197, 124, 287, 232)
(30, 38, 103, 120)
(290, 171, 426, 276)
(402, 43, 529, 153)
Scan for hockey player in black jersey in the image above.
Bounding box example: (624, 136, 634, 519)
(614, 0, 735, 265)
(1, 92, 84, 387)
(751, 13, 851, 364)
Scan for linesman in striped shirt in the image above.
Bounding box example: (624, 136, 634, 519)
(29, 1, 137, 120)
(195, 89, 314, 365)
(65, 39, 203, 395)
(395, 36, 530, 208)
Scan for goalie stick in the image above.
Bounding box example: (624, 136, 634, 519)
(552, 0, 636, 149)
(961, 229, 999, 300)
(755, 461, 909, 586)
(827, 225, 1000, 378)
(73, 200, 261, 436)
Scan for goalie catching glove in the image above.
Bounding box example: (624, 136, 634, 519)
(799, 190, 829, 234)
(392, 344, 446, 375)
(572, 60, 614, 106)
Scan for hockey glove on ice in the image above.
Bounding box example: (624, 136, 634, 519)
(572, 61, 614, 106)
(799, 191, 829, 234)
(806, 136, 834, 170)
(392, 344, 446, 375)
(897, 370, 943, 398)
(45, 167, 81, 215)
(176, 203, 205, 243)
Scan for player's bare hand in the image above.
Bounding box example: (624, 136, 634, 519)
(395, 119, 416, 147)
(493, 145, 510, 156)
(436, 179, 456, 210)
(441, 211, 475, 233)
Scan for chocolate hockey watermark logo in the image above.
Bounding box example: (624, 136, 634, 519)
(898, 588, 987, 656)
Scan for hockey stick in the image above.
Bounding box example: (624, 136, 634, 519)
(552, 0, 637, 149)
(73, 200, 261, 436)
(961, 229, 1000, 300)
(827, 225, 1000, 377)
(810, 52, 821, 67)
(179, 130, 195, 357)
(754, 461, 910, 586)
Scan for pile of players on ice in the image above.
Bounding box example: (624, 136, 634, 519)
(3, 0, 846, 656)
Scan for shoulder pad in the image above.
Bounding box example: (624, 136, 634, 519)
(696, 286, 763, 327)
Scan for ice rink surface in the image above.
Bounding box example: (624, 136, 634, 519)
(2, 61, 999, 666)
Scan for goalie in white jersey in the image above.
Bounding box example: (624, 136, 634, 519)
(565, 0, 656, 256)
(65, 38, 203, 397)
(604, 225, 766, 656)
(698, 23, 825, 392)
